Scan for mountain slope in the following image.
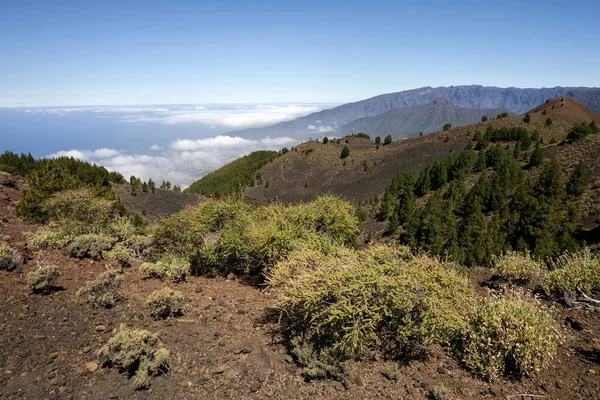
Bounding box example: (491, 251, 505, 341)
(227, 85, 600, 140)
(339, 98, 509, 139)
(185, 150, 278, 197)
(244, 98, 600, 205)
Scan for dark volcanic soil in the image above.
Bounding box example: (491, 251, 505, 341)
(1, 178, 600, 399)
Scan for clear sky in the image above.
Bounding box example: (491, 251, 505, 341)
(1, 0, 599, 106)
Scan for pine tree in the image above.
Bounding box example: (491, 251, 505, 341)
(384, 134, 393, 145)
(528, 142, 544, 168)
(375, 136, 382, 146)
(567, 162, 592, 197)
(340, 145, 350, 159)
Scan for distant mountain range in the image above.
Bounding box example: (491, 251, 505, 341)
(338, 98, 509, 139)
(227, 85, 600, 140)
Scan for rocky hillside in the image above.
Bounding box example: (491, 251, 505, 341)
(227, 85, 600, 140)
(244, 98, 600, 205)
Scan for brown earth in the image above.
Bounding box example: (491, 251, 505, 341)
(245, 98, 600, 206)
(112, 184, 202, 220)
(1, 174, 600, 399)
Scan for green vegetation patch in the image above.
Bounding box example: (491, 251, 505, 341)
(185, 150, 278, 197)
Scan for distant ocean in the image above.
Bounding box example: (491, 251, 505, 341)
(0, 103, 331, 186)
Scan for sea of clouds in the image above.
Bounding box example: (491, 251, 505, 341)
(4, 103, 335, 187)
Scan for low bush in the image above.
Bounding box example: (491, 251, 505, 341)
(77, 270, 123, 308)
(98, 324, 169, 389)
(44, 188, 120, 235)
(25, 227, 71, 252)
(140, 255, 190, 282)
(152, 195, 360, 277)
(127, 235, 156, 259)
(26, 266, 60, 293)
(459, 296, 560, 380)
(491, 251, 546, 284)
(0, 242, 20, 270)
(68, 234, 116, 259)
(269, 246, 474, 367)
(102, 243, 130, 266)
(289, 336, 345, 380)
(146, 288, 185, 319)
(541, 250, 600, 297)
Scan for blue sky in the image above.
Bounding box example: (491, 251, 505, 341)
(1, 0, 599, 106)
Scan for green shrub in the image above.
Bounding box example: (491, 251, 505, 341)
(44, 188, 120, 235)
(308, 194, 360, 244)
(541, 250, 600, 297)
(459, 296, 560, 380)
(153, 199, 250, 259)
(98, 324, 169, 389)
(146, 288, 185, 319)
(269, 246, 474, 361)
(25, 227, 71, 252)
(140, 255, 190, 282)
(68, 234, 116, 259)
(289, 336, 345, 380)
(491, 251, 546, 284)
(108, 216, 137, 241)
(0, 242, 19, 270)
(102, 243, 130, 266)
(26, 266, 60, 293)
(77, 270, 124, 308)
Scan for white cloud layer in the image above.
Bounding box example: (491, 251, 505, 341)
(23, 103, 328, 129)
(48, 135, 298, 188)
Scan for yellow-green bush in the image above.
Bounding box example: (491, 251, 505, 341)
(44, 188, 119, 235)
(0, 242, 19, 270)
(542, 250, 600, 296)
(153, 199, 250, 259)
(102, 243, 130, 266)
(126, 235, 155, 259)
(269, 246, 474, 360)
(459, 296, 560, 380)
(25, 227, 71, 252)
(146, 288, 185, 319)
(491, 251, 546, 284)
(68, 234, 117, 259)
(77, 269, 124, 308)
(26, 266, 60, 293)
(98, 324, 169, 389)
(152, 195, 360, 277)
(140, 255, 189, 282)
(308, 194, 360, 244)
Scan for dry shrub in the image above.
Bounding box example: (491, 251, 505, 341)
(491, 251, 546, 284)
(26, 266, 60, 293)
(44, 188, 119, 235)
(68, 234, 116, 259)
(146, 288, 185, 319)
(459, 295, 560, 380)
(269, 245, 474, 363)
(0, 242, 20, 270)
(542, 250, 600, 297)
(24, 227, 71, 252)
(151, 195, 360, 277)
(140, 255, 189, 282)
(98, 324, 169, 389)
(77, 270, 123, 308)
(103, 243, 130, 266)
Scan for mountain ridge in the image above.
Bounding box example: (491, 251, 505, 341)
(227, 85, 600, 140)
(339, 97, 510, 138)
